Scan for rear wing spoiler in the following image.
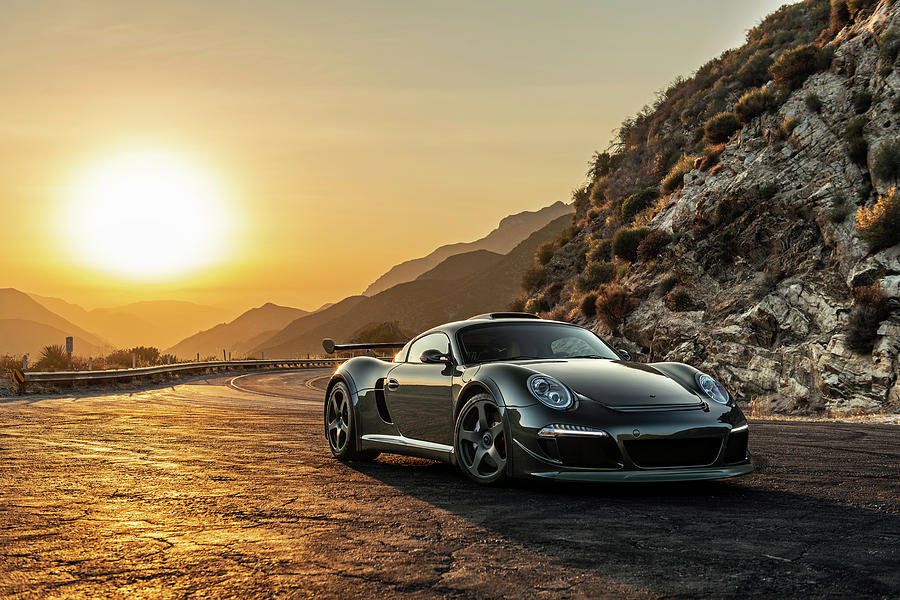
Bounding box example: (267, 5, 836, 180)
(322, 338, 407, 354)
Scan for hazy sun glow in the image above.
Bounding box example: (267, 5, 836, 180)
(62, 150, 233, 280)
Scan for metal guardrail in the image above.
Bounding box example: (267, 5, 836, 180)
(17, 358, 345, 391)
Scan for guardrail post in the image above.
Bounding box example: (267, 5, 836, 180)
(132, 354, 136, 368)
(261, 351, 264, 360)
(196, 353, 200, 363)
(89, 357, 93, 371)
(22, 355, 27, 370)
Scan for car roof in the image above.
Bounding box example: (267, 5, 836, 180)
(419, 315, 582, 337)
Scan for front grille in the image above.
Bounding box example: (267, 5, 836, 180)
(624, 436, 722, 468)
(538, 436, 622, 468)
(723, 429, 749, 463)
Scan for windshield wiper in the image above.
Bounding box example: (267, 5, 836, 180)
(566, 354, 610, 359)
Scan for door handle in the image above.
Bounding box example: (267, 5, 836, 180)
(386, 378, 400, 391)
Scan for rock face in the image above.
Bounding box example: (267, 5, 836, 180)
(532, 1, 900, 415)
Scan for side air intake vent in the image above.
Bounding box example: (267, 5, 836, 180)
(374, 378, 392, 424)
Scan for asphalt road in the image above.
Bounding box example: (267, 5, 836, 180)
(0, 370, 897, 599)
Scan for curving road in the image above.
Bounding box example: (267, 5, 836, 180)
(0, 370, 897, 598)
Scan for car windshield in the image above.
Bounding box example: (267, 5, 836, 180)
(457, 322, 620, 364)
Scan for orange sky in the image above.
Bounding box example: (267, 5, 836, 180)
(1, 0, 786, 312)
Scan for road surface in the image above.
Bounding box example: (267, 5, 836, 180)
(0, 369, 897, 598)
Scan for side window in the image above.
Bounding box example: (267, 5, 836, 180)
(406, 333, 450, 363)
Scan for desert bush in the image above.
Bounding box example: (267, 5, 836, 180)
(587, 238, 612, 263)
(557, 225, 577, 246)
(878, 26, 900, 67)
(760, 182, 779, 200)
(856, 187, 900, 250)
(698, 144, 723, 171)
(521, 264, 547, 292)
(830, 0, 851, 33)
(636, 230, 671, 261)
(805, 93, 823, 113)
(774, 116, 799, 142)
(847, 284, 891, 353)
(35, 345, 67, 371)
(621, 187, 657, 221)
(829, 193, 852, 222)
(852, 90, 873, 114)
(547, 306, 569, 322)
(872, 139, 900, 182)
(704, 112, 741, 144)
(612, 227, 649, 262)
(657, 275, 677, 295)
(734, 86, 779, 123)
(769, 44, 832, 90)
(536, 241, 556, 265)
(736, 50, 773, 88)
(524, 297, 548, 314)
(664, 286, 698, 312)
(843, 116, 868, 165)
(595, 284, 637, 332)
(576, 261, 616, 292)
(540, 281, 564, 308)
(660, 154, 697, 195)
(580, 292, 598, 318)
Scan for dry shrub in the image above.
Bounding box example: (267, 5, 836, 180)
(704, 112, 741, 144)
(699, 144, 724, 171)
(636, 230, 671, 261)
(660, 154, 698, 195)
(847, 284, 891, 352)
(595, 284, 636, 331)
(580, 293, 598, 318)
(521, 265, 547, 292)
(547, 306, 569, 322)
(856, 188, 900, 251)
(576, 261, 616, 291)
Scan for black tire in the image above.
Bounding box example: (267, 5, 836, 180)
(454, 393, 509, 484)
(324, 381, 379, 461)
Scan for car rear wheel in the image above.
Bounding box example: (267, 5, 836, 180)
(325, 381, 379, 461)
(454, 393, 508, 484)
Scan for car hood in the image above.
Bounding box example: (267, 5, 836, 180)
(516, 358, 703, 408)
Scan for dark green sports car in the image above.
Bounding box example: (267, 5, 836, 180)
(323, 312, 752, 485)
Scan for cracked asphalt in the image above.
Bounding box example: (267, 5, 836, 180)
(1, 369, 898, 599)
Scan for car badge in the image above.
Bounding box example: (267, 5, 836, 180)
(633, 429, 641, 438)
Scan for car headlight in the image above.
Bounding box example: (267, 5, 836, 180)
(695, 372, 730, 404)
(527, 374, 573, 409)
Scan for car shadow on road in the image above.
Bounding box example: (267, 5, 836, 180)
(346, 456, 899, 598)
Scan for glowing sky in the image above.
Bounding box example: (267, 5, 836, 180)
(1, 0, 786, 311)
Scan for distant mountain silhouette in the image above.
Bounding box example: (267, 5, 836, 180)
(254, 214, 571, 357)
(0, 319, 104, 359)
(0, 288, 107, 357)
(415, 249, 502, 282)
(31, 295, 233, 349)
(166, 302, 308, 359)
(362, 201, 572, 296)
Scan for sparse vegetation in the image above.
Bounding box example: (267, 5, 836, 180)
(805, 92, 823, 113)
(580, 292, 598, 318)
(621, 187, 657, 222)
(595, 284, 636, 332)
(872, 138, 900, 182)
(856, 187, 900, 250)
(734, 86, 779, 123)
(760, 182, 779, 200)
(576, 261, 616, 292)
(664, 286, 697, 312)
(847, 284, 891, 353)
(704, 112, 741, 144)
(521, 265, 547, 292)
(736, 50, 774, 87)
(587, 238, 612, 263)
(769, 43, 832, 90)
(35, 345, 67, 371)
(536, 241, 556, 265)
(660, 154, 697, 195)
(843, 116, 868, 165)
(636, 230, 671, 261)
(657, 275, 677, 295)
(852, 90, 873, 114)
(612, 228, 649, 262)
(829, 192, 852, 223)
(698, 144, 723, 171)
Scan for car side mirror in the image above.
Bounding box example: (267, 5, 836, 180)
(617, 349, 632, 361)
(420, 349, 453, 364)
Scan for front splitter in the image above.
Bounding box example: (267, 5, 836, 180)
(529, 463, 753, 482)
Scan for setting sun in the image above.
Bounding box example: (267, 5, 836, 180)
(61, 150, 233, 280)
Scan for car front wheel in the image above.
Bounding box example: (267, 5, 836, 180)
(454, 393, 509, 484)
(325, 380, 379, 461)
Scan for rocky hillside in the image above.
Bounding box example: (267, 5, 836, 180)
(520, 0, 900, 415)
